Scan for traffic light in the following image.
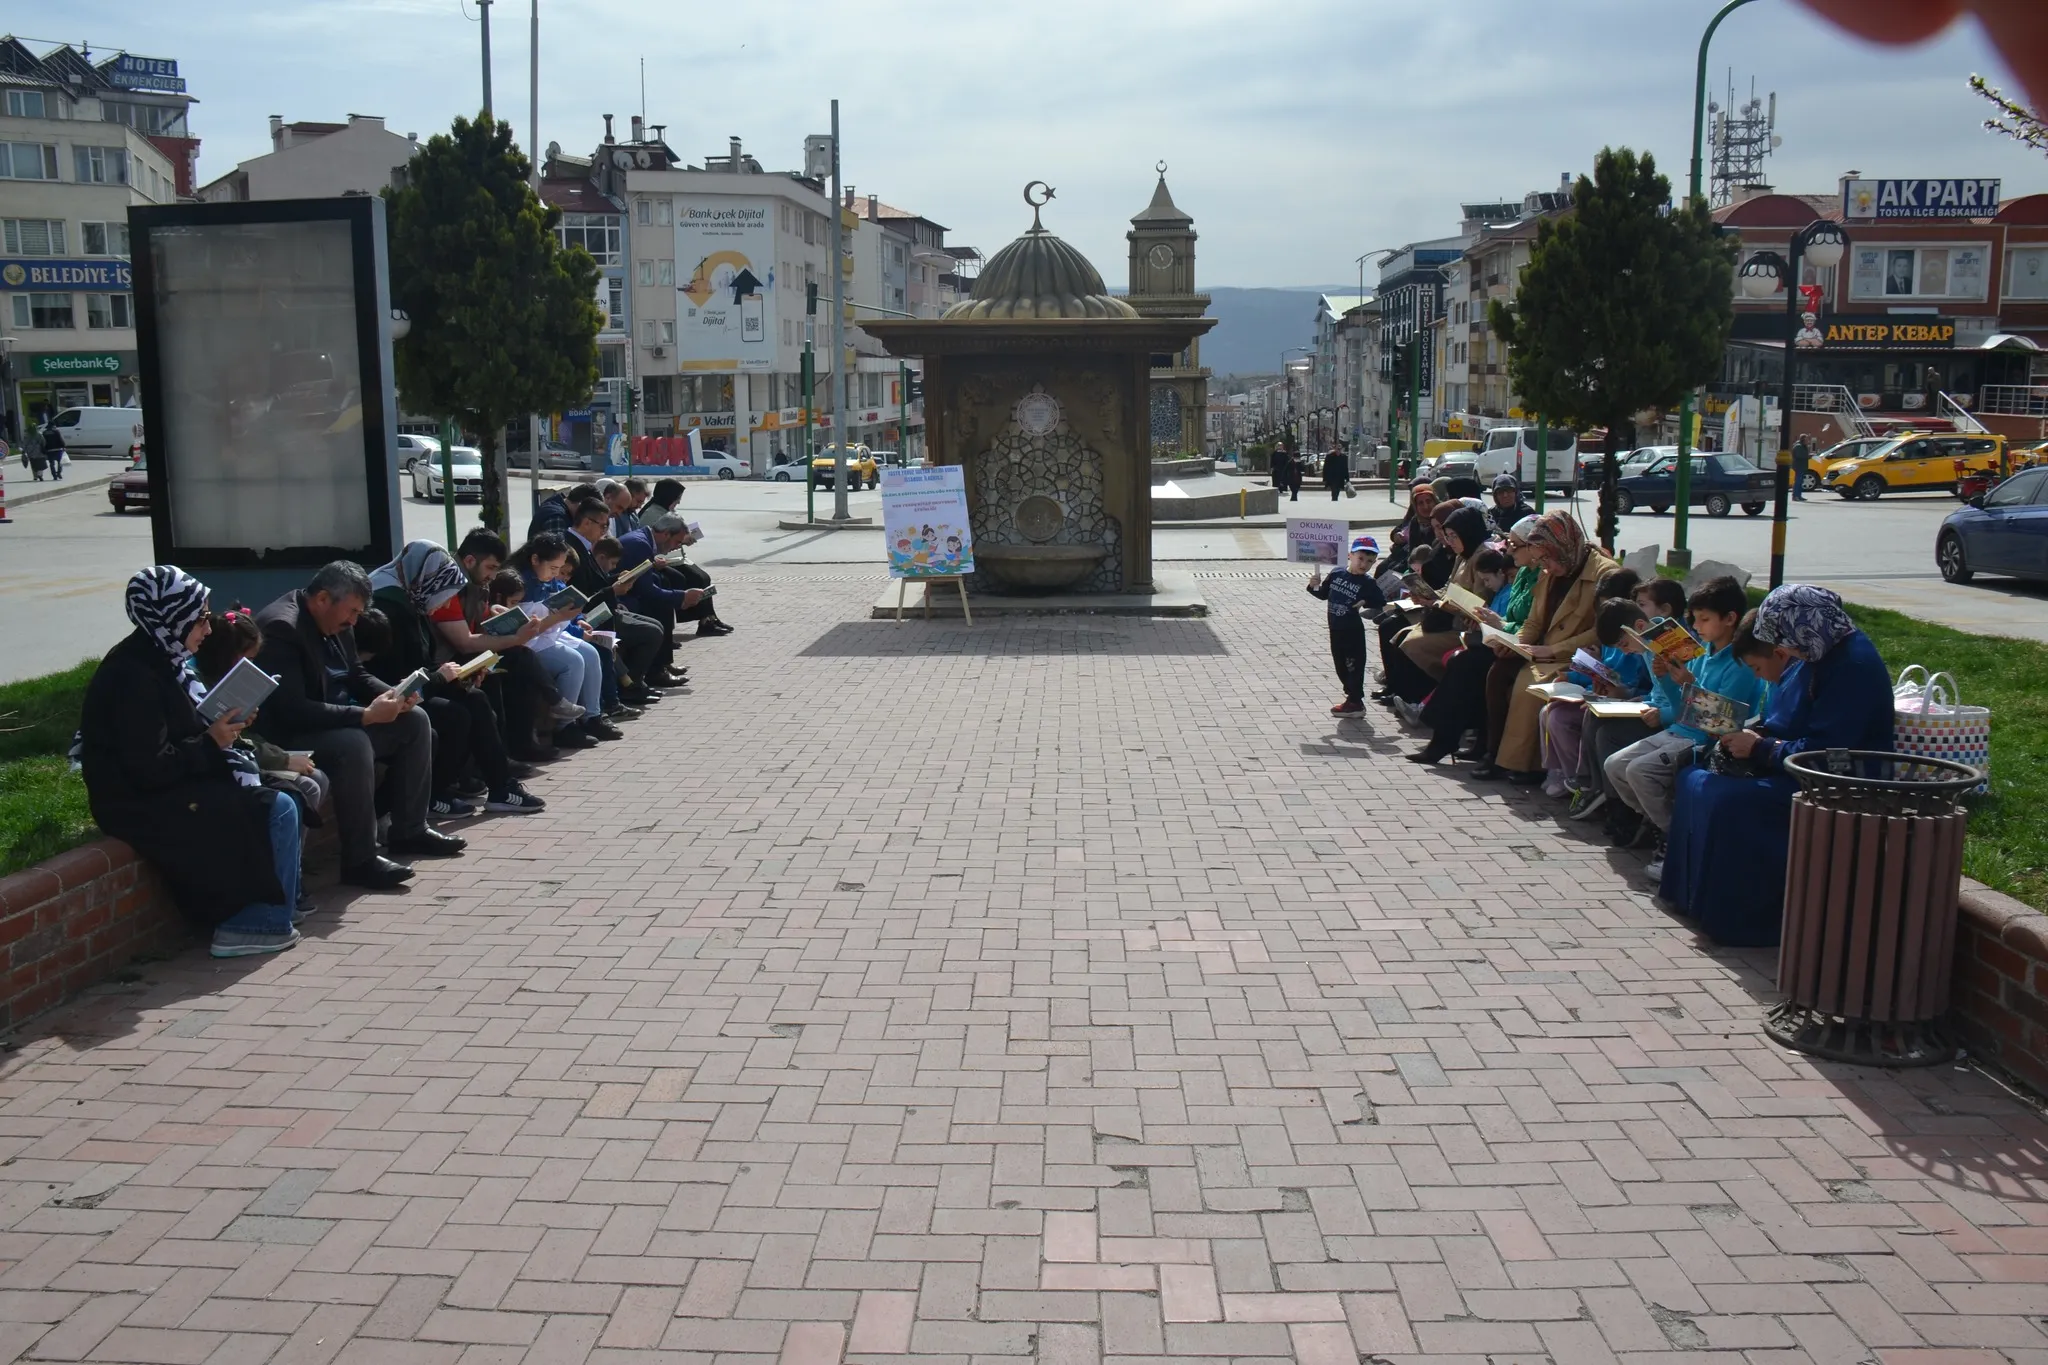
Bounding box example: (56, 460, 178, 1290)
(806, 282, 818, 317)
(906, 373, 924, 403)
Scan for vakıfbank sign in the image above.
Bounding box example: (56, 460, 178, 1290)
(0, 259, 134, 290)
(1843, 178, 2001, 221)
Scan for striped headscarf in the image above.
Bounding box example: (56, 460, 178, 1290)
(1523, 510, 1589, 578)
(369, 540, 470, 613)
(1754, 583, 1857, 660)
(125, 566, 213, 680)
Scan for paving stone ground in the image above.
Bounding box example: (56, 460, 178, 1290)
(2, 567, 2045, 1365)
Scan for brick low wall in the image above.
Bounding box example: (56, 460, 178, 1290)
(1950, 879, 2048, 1095)
(0, 839, 189, 1031)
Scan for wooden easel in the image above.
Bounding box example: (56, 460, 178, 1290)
(895, 575, 971, 624)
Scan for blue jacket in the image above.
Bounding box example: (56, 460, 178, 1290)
(1307, 568, 1386, 623)
(1651, 638, 1767, 743)
(1567, 644, 1651, 698)
(615, 528, 688, 615)
(1755, 630, 1894, 773)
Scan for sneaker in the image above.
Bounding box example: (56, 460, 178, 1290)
(454, 775, 490, 799)
(1390, 698, 1423, 728)
(1568, 789, 1608, 821)
(1542, 775, 1569, 800)
(485, 785, 547, 814)
(429, 794, 477, 819)
(1645, 857, 1665, 881)
(210, 927, 302, 958)
(548, 698, 585, 724)
(1331, 698, 1366, 715)
(292, 893, 318, 925)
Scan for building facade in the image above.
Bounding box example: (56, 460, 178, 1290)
(197, 114, 419, 202)
(1126, 173, 1210, 455)
(0, 37, 193, 435)
(1376, 237, 1465, 440)
(538, 143, 629, 461)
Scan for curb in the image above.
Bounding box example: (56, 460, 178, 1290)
(4, 470, 119, 510)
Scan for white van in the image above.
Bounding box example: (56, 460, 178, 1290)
(1474, 425, 1578, 492)
(46, 406, 145, 458)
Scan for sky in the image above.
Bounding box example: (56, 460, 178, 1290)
(32, 0, 2048, 289)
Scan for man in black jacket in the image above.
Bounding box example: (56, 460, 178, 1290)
(1321, 445, 1350, 501)
(255, 561, 465, 890)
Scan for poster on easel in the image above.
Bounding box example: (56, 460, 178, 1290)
(881, 465, 974, 621)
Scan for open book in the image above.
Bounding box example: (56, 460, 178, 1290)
(1679, 683, 1751, 736)
(1624, 616, 1703, 663)
(543, 584, 589, 614)
(447, 650, 499, 682)
(198, 656, 278, 724)
(1440, 583, 1489, 618)
(1587, 698, 1658, 722)
(1480, 624, 1536, 659)
(480, 608, 530, 639)
(1570, 647, 1624, 690)
(392, 667, 433, 702)
(611, 559, 654, 592)
(582, 602, 614, 628)
(1526, 679, 1587, 704)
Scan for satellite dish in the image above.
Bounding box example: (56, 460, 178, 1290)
(635, 149, 653, 168)
(612, 149, 631, 168)
(1770, 135, 1783, 148)
(546, 140, 561, 160)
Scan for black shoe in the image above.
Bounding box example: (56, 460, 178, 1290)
(1369, 689, 1393, 702)
(658, 669, 690, 686)
(620, 687, 662, 706)
(1468, 762, 1508, 781)
(585, 717, 626, 742)
(696, 619, 734, 637)
(606, 704, 643, 721)
(340, 856, 415, 891)
(506, 760, 538, 780)
(1453, 746, 1487, 763)
(453, 774, 490, 799)
(1507, 769, 1546, 786)
(388, 827, 467, 858)
(509, 743, 557, 764)
(1406, 737, 1455, 766)
(553, 726, 599, 749)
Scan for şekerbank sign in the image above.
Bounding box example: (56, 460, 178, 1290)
(0, 259, 133, 290)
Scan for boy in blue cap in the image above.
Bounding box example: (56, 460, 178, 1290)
(1308, 535, 1388, 714)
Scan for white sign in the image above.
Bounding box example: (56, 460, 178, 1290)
(882, 466, 974, 579)
(1284, 517, 1348, 566)
(674, 199, 776, 373)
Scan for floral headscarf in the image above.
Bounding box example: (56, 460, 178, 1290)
(1523, 510, 1589, 578)
(369, 540, 469, 613)
(1754, 583, 1857, 659)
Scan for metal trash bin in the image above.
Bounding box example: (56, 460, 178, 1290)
(1766, 748, 1983, 1067)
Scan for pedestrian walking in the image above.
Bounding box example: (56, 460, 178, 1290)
(1321, 444, 1350, 502)
(1271, 444, 1300, 502)
(40, 418, 64, 480)
(1790, 435, 1809, 501)
(24, 424, 46, 482)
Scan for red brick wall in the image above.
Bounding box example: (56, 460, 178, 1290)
(1950, 880, 2048, 1096)
(0, 840, 189, 1031)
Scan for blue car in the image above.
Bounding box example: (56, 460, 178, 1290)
(1613, 453, 1775, 517)
(1937, 465, 2048, 584)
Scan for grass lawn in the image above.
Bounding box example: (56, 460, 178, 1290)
(0, 660, 98, 877)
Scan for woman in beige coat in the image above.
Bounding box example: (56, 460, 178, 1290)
(1484, 511, 1616, 782)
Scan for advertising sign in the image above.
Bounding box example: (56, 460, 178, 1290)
(882, 465, 974, 579)
(673, 199, 776, 374)
(28, 352, 124, 377)
(1814, 315, 1955, 350)
(1842, 177, 2001, 221)
(105, 54, 185, 92)
(1, 259, 133, 290)
(1284, 517, 1349, 566)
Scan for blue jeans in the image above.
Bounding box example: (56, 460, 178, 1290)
(217, 791, 300, 936)
(534, 637, 603, 719)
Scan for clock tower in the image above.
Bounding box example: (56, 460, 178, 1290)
(1126, 167, 1210, 458)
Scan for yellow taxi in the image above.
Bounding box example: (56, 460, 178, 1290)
(811, 444, 877, 489)
(1804, 434, 1909, 492)
(1824, 431, 2005, 500)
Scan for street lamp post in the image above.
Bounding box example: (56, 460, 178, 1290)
(1673, 0, 1760, 569)
(1740, 219, 1848, 588)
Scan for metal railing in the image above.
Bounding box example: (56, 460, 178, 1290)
(1936, 392, 1990, 434)
(1792, 384, 1876, 439)
(1976, 384, 2048, 418)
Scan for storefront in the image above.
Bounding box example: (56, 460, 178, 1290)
(9, 350, 138, 438)
(1725, 313, 2030, 413)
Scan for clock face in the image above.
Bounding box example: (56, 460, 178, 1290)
(1147, 243, 1176, 271)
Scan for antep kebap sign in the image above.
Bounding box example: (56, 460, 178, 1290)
(1842, 178, 2001, 221)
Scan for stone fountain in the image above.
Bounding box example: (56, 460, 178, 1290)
(863, 184, 1215, 601)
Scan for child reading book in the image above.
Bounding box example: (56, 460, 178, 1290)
(1308, 536, 1389, 715)
(1602, 575, 1763, 876)
(1538, 598, 1654, 799)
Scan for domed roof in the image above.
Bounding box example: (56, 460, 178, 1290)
(943, 182, 1138, 321)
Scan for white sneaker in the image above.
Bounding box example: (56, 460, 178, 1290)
(1645, 858, 1665, 881)
(548, 698, 585, 723)
(1390, 698, 1423, 729)
(1542, 776, 1569, 800)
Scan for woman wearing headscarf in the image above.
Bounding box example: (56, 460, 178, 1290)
(1660, 585, 1894, 947)
(1487, 474, 1535, 535)
(366, 541, 542, 816)
(1379, 504, 1494, 706)
(1407, 517, 1543, 765)
(1384, 481, 1439, 574)
(1481, 510, 1617, 782)
(79, 566, 302, 958)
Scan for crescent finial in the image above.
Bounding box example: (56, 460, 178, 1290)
(1156, 160, 1168, 176)
(1023, 180, 1055, 230)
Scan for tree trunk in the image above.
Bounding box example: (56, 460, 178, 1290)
(1597, 423, 1621, 551)
(479, 427, 507, 539)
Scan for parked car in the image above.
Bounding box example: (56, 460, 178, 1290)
(395, 433, 441, 473)
(1614, 452, 1774, 517)
(1937, 465, 2048, 583)
(106, 450, 149, 513)
(812, 445, 878, 489)
(685, 450, 748, 479)
(46, 405, 145, 458)
(1582, 446, 1674, 486)
(1475, 424, 1578, 492)
(1824, 432, 2004, 500)
(534, 441, 592, 471)
(1803, 434, 1903, 492)
(764, 455, 808, 482)
(409, 445, 484, 500)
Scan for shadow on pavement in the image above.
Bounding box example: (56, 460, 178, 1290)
(799, 619, 1230, 657)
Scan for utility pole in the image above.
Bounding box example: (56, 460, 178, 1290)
(829, 99, 850, 521)
(478, 0, 493, 117)
(804, 282, 817, 525)
(526, 0, 541, 514)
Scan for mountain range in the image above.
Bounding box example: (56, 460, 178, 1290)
(1200, 286, 1353, 380)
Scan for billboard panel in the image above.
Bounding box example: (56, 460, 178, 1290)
(674, 199, 775, 373)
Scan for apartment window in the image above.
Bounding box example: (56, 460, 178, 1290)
(779, 204, 792, 233)
(5, 90, 47, 118)
(73, 145, 129, 185)
(656, 259, 674, 287)
(0, 142, 58, 180)
(642, 319, 674, 346)
(85, 293, 133, 329)
(103, 100, 187, 136)
(79, 220, 129, 255)
(10, 293, 74, 329)
(555, 213, 620, 265)
(3, 218, 65, 254)
(654, 199, 672, 226)
(637, 260, 654, 287)
(636, 199, 651, 224)
(804, 213, 816, 246)
(781, 318, 791, 346)
(606, 276, 624, 327)
(643, 375, 674, 414)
